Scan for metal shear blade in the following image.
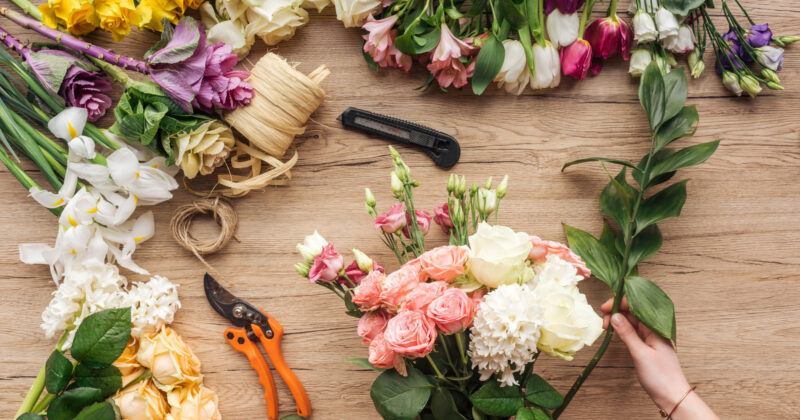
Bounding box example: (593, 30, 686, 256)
(204, 273, 273, 337)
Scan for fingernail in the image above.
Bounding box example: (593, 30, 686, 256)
(612, 313, 624, 327)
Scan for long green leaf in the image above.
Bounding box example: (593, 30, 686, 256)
(654, 105, 699, 150)
(650, 140, 720, 179)
(624, 276, 677, 341)
(600, 169, 637, 237)
(562, 157, 640, 172)
(563, 224, 621, 290)
(370, 367, 432, 420)
(635, 180, 688, 234)
(627, 224, 662, 273)
(639, 63, 665, 131)
(472, 34, 505, 95)
(470, 381, 524, 417)
(662, 69, 688, 124)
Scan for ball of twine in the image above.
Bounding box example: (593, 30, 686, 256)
(170, 198, 239, 271)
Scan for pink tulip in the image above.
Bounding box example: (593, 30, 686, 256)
(560, 39, 592, 80)
(427, 24, 475, 88)
(584, 16, 633, 60)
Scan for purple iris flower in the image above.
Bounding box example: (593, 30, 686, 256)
(745, 23, 772, 48)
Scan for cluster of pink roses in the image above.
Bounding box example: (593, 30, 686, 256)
(351, 246, 479, 374)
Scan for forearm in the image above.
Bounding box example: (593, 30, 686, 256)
(671, 391, 719, 420)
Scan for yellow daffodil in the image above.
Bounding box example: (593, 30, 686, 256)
(94, 0, 139, 41)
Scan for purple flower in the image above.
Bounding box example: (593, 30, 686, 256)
(147, 18, 209, 112)
(745, 23, 772, 48)
(716, 29, 746, 72)
(191, 43, 253, 113)
(545, 0, 585, 14)
(58, 66, 112, 122)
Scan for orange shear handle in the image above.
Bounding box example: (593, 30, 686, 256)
(252, 313, 312, 418)
(224, 327, 280, 420)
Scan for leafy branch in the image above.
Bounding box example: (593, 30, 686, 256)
(552, 62, 719, 418)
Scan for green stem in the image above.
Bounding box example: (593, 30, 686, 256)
(89, 56, 133, 87)
(9, 0, 41, 20)
(438, 335, 456, 372)
(455, 330, 469, 369)
(425, 354, 454, 387)
(578, 0, 597, 37)
(31, 392, 55, 414)
(15, 365, 45, 417)
(607, 0, 618, 17)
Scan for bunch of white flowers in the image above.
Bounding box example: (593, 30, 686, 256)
(529, 254, 585, 288)
(124, 275, 181, 338)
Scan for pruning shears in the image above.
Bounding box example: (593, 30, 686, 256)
(204, 273, 311, 419)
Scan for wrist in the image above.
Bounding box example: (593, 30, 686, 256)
(652, 380, 691, 413)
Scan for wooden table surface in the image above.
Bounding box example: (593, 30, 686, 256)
(1, 2, 799, 419)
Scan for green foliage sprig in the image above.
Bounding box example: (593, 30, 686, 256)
(552, 62, 719, 418)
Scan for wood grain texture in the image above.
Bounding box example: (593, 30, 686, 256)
(1, 1, 799, 419)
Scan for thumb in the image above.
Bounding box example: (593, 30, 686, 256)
(611, 313, 648, 357)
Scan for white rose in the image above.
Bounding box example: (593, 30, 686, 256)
(331, 0, 381, 27)
(467, 223, 532, 288)
(534, 280, 603, 361)
(494, 40, 530, 95)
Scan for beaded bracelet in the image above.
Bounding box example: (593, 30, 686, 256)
(659, 385, 697, 419)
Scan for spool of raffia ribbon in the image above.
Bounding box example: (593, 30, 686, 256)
(187, 53, 330, 198)
(170, 198, 239, 272)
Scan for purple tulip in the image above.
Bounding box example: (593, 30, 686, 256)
(545, 0, 585, 15)
(745, 23, 772, 48)
(58, 66, 112, 122)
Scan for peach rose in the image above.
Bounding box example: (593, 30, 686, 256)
(368, 333, 397, 369)
(427, 288, 474, 333)
(529, 236, 591, 278)
(384, 310, 437, 357)
(380, 263, 424, 310)
(113, 337, 146, 386)
(166, 383, 221, 420)
(113, 378, 168, 420)
(400, 281, 447, 312)
(358, 310, 391, 343)
(374, 203, 407, 233)
(419, 245, 469, 283)
(352, 270, 385, 311)
(137, 327, 202, 391)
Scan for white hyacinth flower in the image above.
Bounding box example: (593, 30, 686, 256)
(124, 275, 181, 338)
(529, 254, 585, 288)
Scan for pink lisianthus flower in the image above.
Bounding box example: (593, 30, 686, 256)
(560, 39, 592, 80)
(352, 271, 385, 311)
(427, 288, 474, 333)
(584, 15, 633, 60)
(339, 259, 384, 286)
(384, 310, 437, 358)
(308, 244, 344, 283)
(358, 310, 391, 343)
(362, 15, 413, 72)
(427, 23, 475, 88)
(402, 210, 432, 238)
(400, 281, 447, 312)
(529, 236, 591, 278)
(374, 203, 407, 234)
(433, 203, 454, 233)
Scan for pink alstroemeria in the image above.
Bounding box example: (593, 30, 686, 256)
(427, 24, 475, 89)
(584, 15, 633, 60)
(362, 15, 411, 72)
(560, 39, 593, 80)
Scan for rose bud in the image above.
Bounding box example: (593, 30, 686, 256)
(560, 39, 592, 80)
(584, 15, 633, 60)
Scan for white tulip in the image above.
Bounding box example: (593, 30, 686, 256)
(494, 40, 530, 95)
(530, 42, 561, 89)
(628, 48, 652, 77)
(655, 7, 680, 40)
(633, 9, 657, 43)
(546, 10, 579, 48)
(664, 24, 695, 54)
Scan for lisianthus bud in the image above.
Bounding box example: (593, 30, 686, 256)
(390, 146, 411, 181)
(766, 81, 784, 90)
(447, 174, 456, 192)
(470, 182, 479, 194)
(137, 327, 202, 391)
(457, 176, 467, 196)
(762, 68, 780, 84)
(484, 177, 493, 190)
(628, 48, 652, 77)
(353, 249, 374, 272)
(452, 203, 464, 224)
(777, 35, 800, 45)
(688, 50, 705, 78)
(654, 55, 671, 74)
(295, 262, 310, 277)
(722, 71, 743, 96)
(297, 231, 329, 263)
(754, 46, 784, 71)
(497, 175, 509, 199)
(633, 10, 657, 43)
(173, 120, 235, 179)
(740, 75, 762, 97)
(391, 172, 404, 197)
(365, 188, 377, 208)
(477, 188, 497, 214)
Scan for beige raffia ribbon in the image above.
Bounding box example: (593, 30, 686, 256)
(188, 53, 329, 198)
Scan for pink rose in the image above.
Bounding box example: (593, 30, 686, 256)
(358, 311, 391, 344)
(469, 289, 487, 311)
(401, 281, 447, 312)
(380, 263, 424, 310)
(427, 288, 474, 334)
(529, 236, 591, 278)
(308, 244, 343, 283)
(352, 271, 385, 311)
(403, 210, 432, 238)
(419, 245, 469, 283)
(339, 260, 384, 286)
(384, 310, 437, 358)
(368, 333, 398, 369)
(374, 203, 407, 234)
(433, 203, 454, 233)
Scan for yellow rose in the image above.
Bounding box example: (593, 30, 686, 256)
(136, 0, 184, 32)
(173, 121, 235, 179)
(137, 327, 202, 391)
(166, 384, 221, 420)
(184, 0, 204, 9)
(95, 0, 139, 41)
(113, 378, 169, 420)
(114, 337, 147, 386)
(39, 0, 97, 35)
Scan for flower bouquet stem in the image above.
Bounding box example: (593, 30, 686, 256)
(14, 330, 69, 417)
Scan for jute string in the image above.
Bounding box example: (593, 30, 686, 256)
(187, 53, 330, 198)
(170, 198, 239, 273)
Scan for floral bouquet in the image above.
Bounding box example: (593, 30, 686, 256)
(295, 147, 605, 419)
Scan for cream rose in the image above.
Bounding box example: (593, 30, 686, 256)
(467, 223, 532, 288)
(113, 337, 146, 386)
(533, 280, 603, 361)
(113, 378, 168, 420)
(166, 384, 221, 420)
(137, 327, 202, 391)
(173, 120, 235, 179)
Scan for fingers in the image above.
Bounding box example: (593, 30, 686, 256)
(610, 313, 649, 356)
(600, 297, 629, 314)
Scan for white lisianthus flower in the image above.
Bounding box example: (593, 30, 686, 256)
(494, 40, 530, 95)
(546, 10, 579, 48)
(633, 9, 657, 43)
(297, 231, 328, 263)
(755, 45, 784, 71)
(124, 275, 181, 338)
(529, 254, 584, 288)
(529, 41, 561, 89)
(332, 0, 381, 27)
(467, 223, 532, 288)
(629, 48, 652, 77)
(722, 71, 743, 96)
(664, 24, 695, 54)
(468, 284, 543, 386)
(534, 280, 603, 361)
(655, 7, 680, 40)
(627, 0, 657, 14)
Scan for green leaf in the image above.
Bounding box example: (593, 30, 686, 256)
(600, 169, 637, 238)
(47, 387, 103, 420)
(346, 358, 386, 372)
(633, 149, 677, 189)
(74, 364, 122, 397)
(45, 350, 73, 394)
(599, 220, 620, 257)
(471, 34, 505, 95)
(650, 140, 720, 179)
(498, 0, 528, 29)
(525, 374, 563, 409)
(654, 106, 699, 151)
(639, 62, 665, 131)
(469, 381, 524, 417)
(516, 406, 552, 420)
(661, 0, 705, 15)
(370, 367, 432, 420)
(662, 69, 688, 124)
(431, 387, 467, 420)
(635, 180, 688, 234)
(71, 308, 131, 368)
(627, 224, 662, 273)
(564, 224, 621, 291)
(16, 414, 45, 420)
(561, 157, 639, 172)
(624, 276, 677, 341)
(73, 401, 117, 420)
